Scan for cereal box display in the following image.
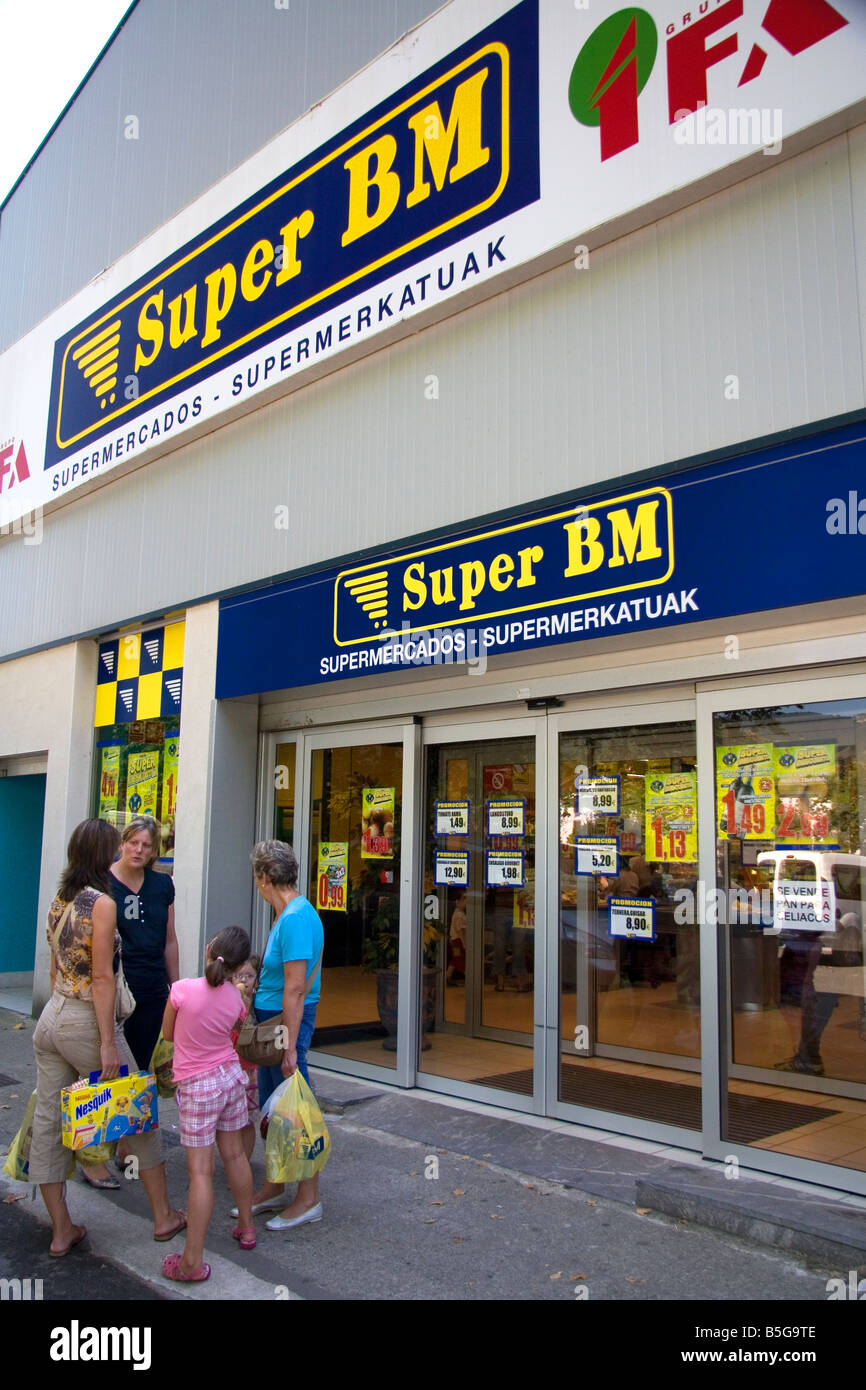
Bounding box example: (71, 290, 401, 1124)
(61, 1066, 158, 1150)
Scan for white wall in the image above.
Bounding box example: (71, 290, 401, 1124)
(1, 124, 864, 664)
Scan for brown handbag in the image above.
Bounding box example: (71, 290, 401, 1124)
(236, 948, 322, 1066)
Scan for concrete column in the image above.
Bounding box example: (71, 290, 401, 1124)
(172, 602, 259, 975)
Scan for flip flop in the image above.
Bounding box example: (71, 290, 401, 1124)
(232, 1225, 257, 1250)
(162, 1253, 210, 1282)
(154, 1214, 188, 1242)
(50, 1225, 87, 1258)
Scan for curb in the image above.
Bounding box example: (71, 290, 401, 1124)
(635, 1165, 866, 1270)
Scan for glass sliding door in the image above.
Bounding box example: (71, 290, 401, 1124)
(712, 696, 866, 1174)
(420, 732, 537, 1101)
(555, 712, 701, 1133)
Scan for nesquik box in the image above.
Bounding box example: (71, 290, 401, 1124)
(61, 1066, 158, 1149)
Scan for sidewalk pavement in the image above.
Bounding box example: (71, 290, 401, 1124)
(1, 1005, 865, 1301)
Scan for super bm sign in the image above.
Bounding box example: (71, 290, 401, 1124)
(334, 488, 673, 644)
(44, 1, 538, 470)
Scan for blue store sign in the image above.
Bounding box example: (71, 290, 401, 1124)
(216, 418, 866, 697)
(44, 0, 538, 472)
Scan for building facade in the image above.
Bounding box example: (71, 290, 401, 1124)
(2, 0, 866, 1194)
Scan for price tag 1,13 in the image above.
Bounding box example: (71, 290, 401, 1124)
(577, 777, 620, 818)
(486, 851, 525, 888)
(434, 851, 469, 887)
(575, 836, 619, 876)
(608, 897, 656, 942)
(435, 800, 470, 836)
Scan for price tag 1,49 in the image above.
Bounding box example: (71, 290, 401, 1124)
(608, 897, 656, 942)
(575, 836, 619, 876)
(435, 800, 470, 836)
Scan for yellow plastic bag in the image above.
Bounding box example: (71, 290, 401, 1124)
(2, 1089, 73, 1181)
(264, 1071, 330, 1184)
(150, 1032, 177, 1099)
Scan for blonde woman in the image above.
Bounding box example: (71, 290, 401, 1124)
(109, 815, 179, 1070)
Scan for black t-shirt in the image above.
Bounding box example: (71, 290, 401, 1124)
(109, 865, 175, 997)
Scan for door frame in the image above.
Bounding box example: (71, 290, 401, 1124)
(419, 715, 549, 1115)
(258, 718, 422, 1087)
(697, 668, 866, 1195)
(429, 733, 539, 1047)
(545, 698, 701, 1147)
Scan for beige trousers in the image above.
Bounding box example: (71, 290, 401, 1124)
(29, 993, 163, 1185)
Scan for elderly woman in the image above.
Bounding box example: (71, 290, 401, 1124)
(236, 839, 324, 1231)
(108, 815, 179, 1071)
(29, 819, 186, 1254)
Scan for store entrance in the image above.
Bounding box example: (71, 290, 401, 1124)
(421, 736, 537, 1099)
(555, 714, 701, 1135)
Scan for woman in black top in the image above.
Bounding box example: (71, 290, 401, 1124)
(109, 815, 179, 1069)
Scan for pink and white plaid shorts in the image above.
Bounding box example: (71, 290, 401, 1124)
(175, 1060, 248, 1148)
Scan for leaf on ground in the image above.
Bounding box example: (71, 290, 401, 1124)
(489, 1213, 502, 1219)
(586, 1199, 597, 1206)
(452, 1189, 465, 1196)
(3, 1193, 26, 1203)
(549, 1271, 562, 1280)
(408, 1170, 418, 1176)
(13, 1022, 25, 1030)
(452, 1236, 466, 1244)
(569, 1274, 588, 1281)
(0, 1104, 10, 1109)
(429, 1200, 445, 1206)
(483, 1153, 491, 1158)
(636, 1207, 651, 1215)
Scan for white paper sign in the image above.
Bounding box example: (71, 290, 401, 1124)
(773, 880, 836, 934)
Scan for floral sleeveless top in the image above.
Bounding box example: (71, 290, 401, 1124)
(47, 889, 121, 1001)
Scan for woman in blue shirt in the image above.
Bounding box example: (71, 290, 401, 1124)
(242, 839, 324, 1232)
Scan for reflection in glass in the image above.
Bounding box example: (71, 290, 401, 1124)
(304, 743, 403, 1071)
(559, 723, 701, 1128)
(716, 701, 866, 1170)
(421, 740, 535, 1098)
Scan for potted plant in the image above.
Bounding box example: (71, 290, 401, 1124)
(362, 895, 443, 1051)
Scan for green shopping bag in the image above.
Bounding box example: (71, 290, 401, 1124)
(264, 1071, 330, 1184)
(149, 1032, 177, 1099)
(3, 1090, 74, 1181)
(2, 1090, 38, 1182)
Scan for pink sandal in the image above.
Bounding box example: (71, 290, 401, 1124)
(162, 1253, 211, 1282)
(232, 1225, 256, 1250)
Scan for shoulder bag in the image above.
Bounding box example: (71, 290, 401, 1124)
(237, 947, 322, 1067)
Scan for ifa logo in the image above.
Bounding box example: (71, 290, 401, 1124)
(0, 436, 30, 494)
(568, 0, 849, 162)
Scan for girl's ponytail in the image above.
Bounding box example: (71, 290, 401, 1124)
(205, 926, 251, 987)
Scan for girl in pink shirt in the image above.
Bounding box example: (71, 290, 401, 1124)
(160, 926, 255, 1281)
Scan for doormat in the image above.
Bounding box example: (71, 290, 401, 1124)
(471, 1066, 839, 1141)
